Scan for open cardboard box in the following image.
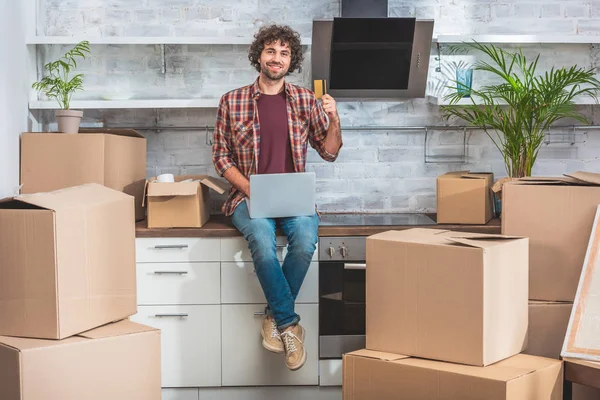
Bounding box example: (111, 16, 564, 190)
(144, 174, 229, 228)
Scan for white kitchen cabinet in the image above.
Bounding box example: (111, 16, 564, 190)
(163, 388, 199, 400)
(137, 262, 220, 305)
(136, 237, 221, 263)
(221, 303, 319, 386)
(220, 261, 318, 304)
(131, 305, 221, 388)
(220, 237, 319, 263)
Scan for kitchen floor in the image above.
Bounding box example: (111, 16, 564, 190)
(164, 387, 342, 400)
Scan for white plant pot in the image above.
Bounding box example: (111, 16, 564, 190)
(55, 109, 83, 133)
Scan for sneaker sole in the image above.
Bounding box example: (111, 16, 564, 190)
(286, 350, 307, 371)
(262, 338, 284, 353)
(261, 328, 284, 353)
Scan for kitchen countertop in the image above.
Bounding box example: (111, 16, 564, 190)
(135, 214, 501, 238)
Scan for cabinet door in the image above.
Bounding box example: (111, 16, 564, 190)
(137, 262, 220, 305)
(221, 304, 318, 386)
(131, 305, 221, 388)
(136, 238, 220, 263)
(221, 261, 318, 304)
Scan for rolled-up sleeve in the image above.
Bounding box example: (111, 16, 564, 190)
(308, 100, 342, 162)
(212, 96, 236, 176)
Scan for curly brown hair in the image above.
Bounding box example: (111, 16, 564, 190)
(248, 24, 304, 75)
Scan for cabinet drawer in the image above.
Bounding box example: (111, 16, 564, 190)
(221, 237, 318, 262)
(221, 304, 318, 386)
(221, 261, 318, 304)
(131, 305, 221, 388)
(137, 262, 220, 305)
(136, 238, 220, 263)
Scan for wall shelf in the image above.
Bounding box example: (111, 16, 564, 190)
(26, 36, 313, 45)
(427, 95, 599, 106)
(433, 34, 600, 44)
(29, 99, 220, 110)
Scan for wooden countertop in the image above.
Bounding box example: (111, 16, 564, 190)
(136, 214, 501, 238)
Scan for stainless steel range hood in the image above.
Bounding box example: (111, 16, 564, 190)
(311, 0, 434, 99)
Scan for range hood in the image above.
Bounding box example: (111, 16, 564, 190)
(311, 0, 434, 99)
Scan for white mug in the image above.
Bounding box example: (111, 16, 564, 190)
(156, 173, 175, 183)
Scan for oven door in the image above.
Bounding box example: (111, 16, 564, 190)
(319, 260, 366, 359)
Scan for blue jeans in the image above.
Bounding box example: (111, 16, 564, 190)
(231, 200, 319, 330)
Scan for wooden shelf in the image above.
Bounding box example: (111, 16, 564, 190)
(26, 36, 312, 45)
(29, 99, 221, 109)
(433, 34, 600, 44)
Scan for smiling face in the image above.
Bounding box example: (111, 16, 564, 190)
(258, 40, 291, 82)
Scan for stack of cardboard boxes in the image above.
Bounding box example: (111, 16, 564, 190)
(0, 130, 161, 400)
(344, 228, 564, 399)
(345, 171, 600, 399)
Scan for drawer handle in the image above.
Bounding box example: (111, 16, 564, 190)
(253, 308, 268, 316)
(154, 271, 189, 275)
(344, 263, 367, 270)
(153, 244, 189, 249)
(276, 244, 287, 249)
(154, 313, 189, 318)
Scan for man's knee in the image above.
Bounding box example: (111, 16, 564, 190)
(244, 220, 277, 262)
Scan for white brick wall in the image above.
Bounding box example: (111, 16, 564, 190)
(37, 0, 600, 212)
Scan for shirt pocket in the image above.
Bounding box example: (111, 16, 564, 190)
(233, 120, 254, 148)
(292, 117, 310, 142)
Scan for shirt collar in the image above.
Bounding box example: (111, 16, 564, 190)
(250, 77, 296, 101)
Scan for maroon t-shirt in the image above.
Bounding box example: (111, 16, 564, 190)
(257, 91, 295, 174)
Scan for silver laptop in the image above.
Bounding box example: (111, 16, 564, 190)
(247, 172, 316, 219)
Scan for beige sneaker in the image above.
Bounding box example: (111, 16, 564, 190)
(281, 324, 307, 371)
(261, 315, 283, 353)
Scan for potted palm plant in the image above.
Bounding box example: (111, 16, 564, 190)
(441, 41, 600, 178)
(32, 41, 91, 134)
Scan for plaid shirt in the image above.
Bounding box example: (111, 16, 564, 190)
(213, 78, 341, 216)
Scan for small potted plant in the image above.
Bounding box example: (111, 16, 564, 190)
(441, 41, 600, 178)
(32, 40, 91, 133)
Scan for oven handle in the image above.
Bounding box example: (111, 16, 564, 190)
(344, 263, 366, 270)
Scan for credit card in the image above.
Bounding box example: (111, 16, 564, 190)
(314, 79, 327, 99)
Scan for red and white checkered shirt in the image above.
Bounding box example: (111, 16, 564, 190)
(213, 78, 341, 216)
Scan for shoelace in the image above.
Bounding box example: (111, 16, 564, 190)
(270, 319, 280, 339)
(281, 331, 300, 354)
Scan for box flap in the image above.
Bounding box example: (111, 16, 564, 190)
(200, 176, 229, 195)
(78, 128, 144, 139)
(347, 349, 410, 361)
(147, 181, 198, 197)
(445, 233, 525, 249)
(461, 172, 493, 180)
(564, 171, 600, 185)
(77, 320, 158, 339)
(438, 171, 470, 180)
(14, 183, 130, 211)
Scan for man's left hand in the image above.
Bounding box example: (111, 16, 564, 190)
(321, 94, 339, 122)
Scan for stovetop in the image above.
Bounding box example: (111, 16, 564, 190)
(318, 212, 436, 227)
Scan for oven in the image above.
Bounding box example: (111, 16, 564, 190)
(318, 236, 367, 360)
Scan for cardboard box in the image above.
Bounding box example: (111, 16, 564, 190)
(20, 129, 147, 221)
(0, 319, 161, 400)
(502, 172, 600, 301)
(366, 228, 528, 366)
(0, 183, 137, 339)
(145, 174, 228, 228)
(343, 349, 563, 400)
(524, 301, 573, 360)
(436, 171, 494, 224)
